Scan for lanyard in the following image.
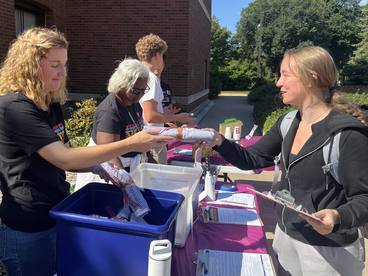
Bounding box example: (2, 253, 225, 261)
(116, 94, 141, 132)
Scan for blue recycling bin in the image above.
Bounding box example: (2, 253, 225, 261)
(49, 183, 184, 276)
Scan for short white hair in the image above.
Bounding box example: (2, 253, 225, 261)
(108, 58, 149, 95)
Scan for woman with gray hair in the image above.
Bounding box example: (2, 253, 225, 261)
(76, 58, 150, 190)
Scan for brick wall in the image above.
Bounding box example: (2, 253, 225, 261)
(65, 0, 211, 112)
(0, 0, 16, 61)
(29, 0, 66, 31)
(0, 0, 66, 61)
(0, 0, 211, 112)
(187, 0, 211, 111)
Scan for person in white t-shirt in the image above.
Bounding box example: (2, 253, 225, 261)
(135, 33, 195, 164)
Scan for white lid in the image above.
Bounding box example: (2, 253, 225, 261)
(149, 240, 172, 261)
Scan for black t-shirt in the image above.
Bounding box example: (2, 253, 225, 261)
(161, 80, 172, 107)
(0, 92, 70, 232)
(91, 93, 144, 157)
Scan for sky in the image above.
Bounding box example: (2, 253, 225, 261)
(212, 0, 368, 35)
(211, 0, 253, 34)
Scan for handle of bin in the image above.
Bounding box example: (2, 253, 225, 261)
(149, 239, 172, 254)
(223, 118, 237, 123)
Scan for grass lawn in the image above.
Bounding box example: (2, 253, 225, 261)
(220, 91, 249, 94)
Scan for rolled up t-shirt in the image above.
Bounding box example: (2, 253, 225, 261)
(144, 126, 214, 144)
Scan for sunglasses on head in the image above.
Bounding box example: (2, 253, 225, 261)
(131, 85, 150, 95)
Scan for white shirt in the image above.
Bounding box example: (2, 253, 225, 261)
(139, 70, 164, 127)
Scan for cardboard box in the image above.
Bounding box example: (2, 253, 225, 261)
(219, 118, 243, 138)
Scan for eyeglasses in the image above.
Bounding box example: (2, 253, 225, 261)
(163, 54, 166, 61)
(131, 85, 150, 95)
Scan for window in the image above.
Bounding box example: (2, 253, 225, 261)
(15, 1, 45, 36)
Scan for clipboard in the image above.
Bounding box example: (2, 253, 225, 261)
(202, 206, 263, 226)
(247, 187, 321, 222)
(195, 249, 276, 276)
(195, 250, 207, 276)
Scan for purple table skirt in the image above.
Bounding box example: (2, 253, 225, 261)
(171, 181, 269, 276)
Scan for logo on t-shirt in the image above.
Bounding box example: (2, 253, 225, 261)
(53, 123, 65, 142)
(125, 117, 144, 138)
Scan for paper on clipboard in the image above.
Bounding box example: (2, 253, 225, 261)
(216, 191, 255, 208)
(247, 187, 322, 222)
(195, 249, 276, 276)
(202, 206, 262, 226)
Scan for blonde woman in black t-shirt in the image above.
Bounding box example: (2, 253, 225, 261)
(0, 27, 172, 276)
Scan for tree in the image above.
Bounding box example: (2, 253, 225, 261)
(220, 60, 258, 90)
(236, 0, 361, 74)
(210, 15, 232, 70)
(341, 58, 368, 85)
(210, 15, 232, 97)
(327, 0, 362, 68)
(354, 4, 368, 61)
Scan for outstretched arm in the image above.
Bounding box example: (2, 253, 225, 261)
(37, 129, 173, 171)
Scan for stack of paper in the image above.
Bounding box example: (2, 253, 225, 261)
(215, 191, 255, 208)
(196, 249, 275, 276)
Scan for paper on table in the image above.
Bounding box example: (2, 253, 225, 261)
(216, 191, 255, 208)
(203, 206, 262, 226)
(202, 249, 275, 276)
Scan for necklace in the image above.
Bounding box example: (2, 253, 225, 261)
(116, 94, 141, 132)
(302, 108, 330, 125)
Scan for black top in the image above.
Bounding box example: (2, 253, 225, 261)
(91, 93, 144, 158)
(0, 92, 70, 232)
(161, 80, 172, 107)
(214, 109, 368, 247)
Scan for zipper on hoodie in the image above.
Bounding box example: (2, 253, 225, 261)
(280, 137, 330, 231)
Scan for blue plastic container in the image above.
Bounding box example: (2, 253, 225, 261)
(49, 183, 184, 276)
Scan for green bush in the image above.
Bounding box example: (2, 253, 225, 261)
(64, 99, 97, 148)
(248, 84, 281, 104)
(341, 59, 368, 86)
(209, 75, 222, 99)
(254, 93, 288, 132)
(342, 92, 368, 105)
(220, 60, 258, 91)
(263, 105, 298, 133)
(252, 85, 368, 134)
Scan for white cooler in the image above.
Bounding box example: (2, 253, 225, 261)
(130, 163, 202, 247)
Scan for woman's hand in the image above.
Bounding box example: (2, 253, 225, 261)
(91, 165, 111, 183)
(128, 129, 174, 152)
(193, 128, 223, 149)
(299, 209, 340, 235)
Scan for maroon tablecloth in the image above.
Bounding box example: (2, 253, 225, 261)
(171, 181, 269, 276)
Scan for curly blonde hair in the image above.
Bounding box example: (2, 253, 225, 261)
(0, 27, 69, 108)
(284, 46, 368, 125)
(135, 33, 168, 62)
